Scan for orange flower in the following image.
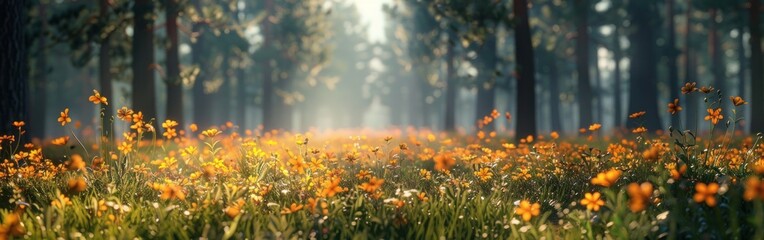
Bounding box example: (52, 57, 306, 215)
(474, 168, 493, 182)
(704, 108, 723, 125)
(515, 200, 541, 221)
(116, 107, 133, 122)
(433, 153, 456, 172)
(58, 108, 72, 126)
(51, 136, 69, 146)
(591, 169, 621, 187)
(629, 111, 646, 119)
(588, 123, 602, 131)
(68, 154, 86, 171)
(730, 96, 747, 106)
(580, 192, 605, 211)
(699, 86, 714, 94)
(550, 131, 559, 139)
(667, 99, 682, 115)
(693, 182, 719, 207)
(319, 177, 345, 197)
(632, 126, 647, 134)
(744, 177, 764, 201)
(358, 177, 385, 193)
(12, 121, 24, 128)
(417, 192, 429, 202)
(627, 182, 653, 212)
(681, 82, 697, 94)
(88, 89, 108, 105)
(281, 203, 304, 215)
(224, 199, 246, 218)
(67, 176, 87, 193)
(159, 183, 185, 201)
(0, 212, 25, 238)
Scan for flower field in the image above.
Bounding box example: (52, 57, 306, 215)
(2, 88, 764, 239)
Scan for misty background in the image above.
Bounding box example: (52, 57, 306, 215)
(1, 0, 763, 141)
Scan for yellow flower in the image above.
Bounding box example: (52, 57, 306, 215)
(704, 108, 723, 125)
(515, 200, 541, 221)
(588, 123, 601, 131)
(693, 182, 719, 207)
(474, 167, 493, 182)
(591, 169, 621, 187)
(202, 128, 221, 138)
(580, 192, 605, 211)
(88, 89, 108, 105)
(58, 108, 72, 126)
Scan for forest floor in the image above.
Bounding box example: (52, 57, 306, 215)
(1, 93, 764, 239)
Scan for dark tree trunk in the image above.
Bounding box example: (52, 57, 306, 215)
(476, 34, 497, 131)
(192, 0, 212, 129)
(667, 0, 680, 128)
(593, 43, 603, 128)
(132, 0, 158, 121)
(99, 0, 114, 141)
(165, 0, 184, 127)
(709, 9, 726, 112)
(575, 0, 593, 131)
(30, 2, 48, 139)
(0, 0, 28, 136)
(737, 15, 748, 130)
(236, 66, 248, 130)
(549, 53, 562, 132)
(626, 0, 662, 130)
(444, 32, 457, 131)
(514, 0, 537, 140)
(613, 27, 623, 129)
(751, 0, 764, 133)
(684, 0, 698, 131)
(261, 0, 277, 131)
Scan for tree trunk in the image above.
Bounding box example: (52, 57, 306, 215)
(575, 0, 593, 132)
(261, 0, 277, 131)
(737, 15, 748, 130)
(626, 0, 662, 130)
(476, 34, 497, 131)
(549, 52, 562, 132)
(751, 0, 764, 133)
(514, 0, 537, 140)
(684, 0, 698, 131)
(593, 43, 603, 128)
(667, 0, 680, 128)
(30, 2, 48, 139)
(98, 0, 114, 141)
(613, 27, 623, 129)
(192, 0, 212, 129)
(444, 32, 457, 131)
(165, 0, 183, 127)
(0, 0, 28, 136)
(709, 8, 727, 113)
(132, 0, 158, 121)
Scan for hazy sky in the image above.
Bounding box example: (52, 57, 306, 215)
(351, 0, 391, 42)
